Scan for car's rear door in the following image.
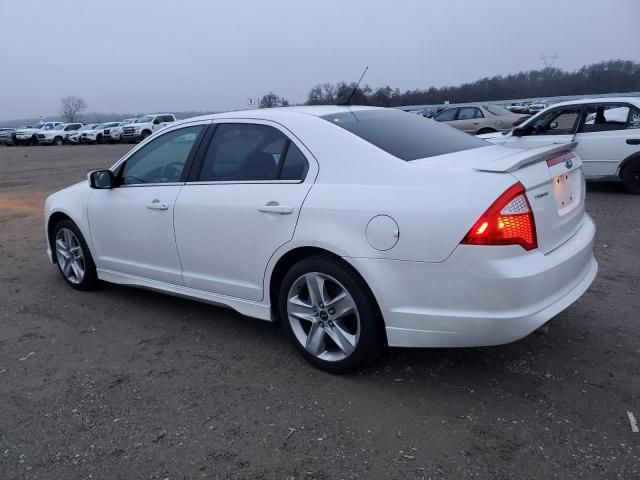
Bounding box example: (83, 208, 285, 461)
(173, 119, 317, 301)
(87, 122, 208, 284)
(574, 103, 640, 179)
(454, 107, 484, 133)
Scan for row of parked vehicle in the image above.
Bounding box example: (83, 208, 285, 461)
(0, 113, 177, 146)
(506, 100, 549, 115)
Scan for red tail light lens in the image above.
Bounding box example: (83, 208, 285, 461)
(462, 182, 537, 251)
(512, 116, 528, 126)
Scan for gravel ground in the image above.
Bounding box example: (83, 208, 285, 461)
(0, 144, 639, 479)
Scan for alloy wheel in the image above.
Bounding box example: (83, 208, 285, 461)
(286, 272, 360, 362)
(55, 228, 85, 284)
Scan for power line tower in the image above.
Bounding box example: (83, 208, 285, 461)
(540, 54, 560, 68)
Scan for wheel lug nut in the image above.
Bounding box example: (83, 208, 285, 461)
(328, 308, 335, 315)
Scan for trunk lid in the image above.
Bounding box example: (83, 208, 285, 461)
(412, 143, 586, 254)
(475, 143, 585, 254)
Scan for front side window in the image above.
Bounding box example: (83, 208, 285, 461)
(119, 125, 204, 185)
(434, 108, 458, 122)
(522, 107, 581, 136)
(457, 107, 483, 120)
(198, 123, 308, 182)
(581, 105, 631, 132)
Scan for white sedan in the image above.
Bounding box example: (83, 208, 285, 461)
(44, 107, 597, 373)
(478, 97, 640, 194)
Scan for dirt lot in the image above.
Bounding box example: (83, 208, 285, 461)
(0, 144, 639, 479)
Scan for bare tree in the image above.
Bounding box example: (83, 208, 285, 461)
(259, 92, 289, 108)
(59, 96, 87, 122)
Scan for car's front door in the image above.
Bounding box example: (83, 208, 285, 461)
(174, 120, 317, 301)
(87, 123, 207, 284)
(503, 105, 581, 149)
(574, 103, 640, 179)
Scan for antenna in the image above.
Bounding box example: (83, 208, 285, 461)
(338, 66, 369, 106)
(540, 54, 559, 68)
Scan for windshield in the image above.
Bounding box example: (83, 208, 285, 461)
(52, 124, 66, 130)
(136, 115, 153, 123)
(94, 124, 107, 129)
(484, 104, 512, 116)
(321, 109, 487, 161)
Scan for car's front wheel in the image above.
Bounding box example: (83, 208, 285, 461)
(53, 220, 99, 290)
(279, 255, 384, 373)
(53, 136, 63, 146)
(622, 158, 640, 195)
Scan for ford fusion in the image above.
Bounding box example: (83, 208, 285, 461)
(44, 107, 597, 373)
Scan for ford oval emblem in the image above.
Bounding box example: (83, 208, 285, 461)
(565, 158, 573, 169)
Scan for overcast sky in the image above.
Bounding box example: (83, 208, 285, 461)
(0, 0, 638, 120)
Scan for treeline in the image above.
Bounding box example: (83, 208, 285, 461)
(305, 60, 640, 107)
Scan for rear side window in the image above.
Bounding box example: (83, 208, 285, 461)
(198, 123, 309, 181)
(321, 109, 487, 161)
(581, 105, 631, 132)
(457, 107, 483, 120)
(629, 108, 640, 129)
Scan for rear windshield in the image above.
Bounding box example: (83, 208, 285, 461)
(321, 109, 487, 161)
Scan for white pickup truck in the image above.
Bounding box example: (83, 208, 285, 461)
(15, 122, 63, 145)
(120, 114, 176, 143)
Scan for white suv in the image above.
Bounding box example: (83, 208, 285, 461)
(478, 97, 640, 194)
(15, 122, 63, 145)
(107, 118, 137, 142)
(121, 114, 176, 143)
(37, 123, 83, 145)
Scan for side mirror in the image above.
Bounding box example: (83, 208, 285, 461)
(89, 170, 114, 189)
(549, 121, 558, 130)
(153, 118, 161, 125)
(512, 127, 525, 137)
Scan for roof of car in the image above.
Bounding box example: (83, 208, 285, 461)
(186, 105, 384, 123)
(549, 96, 640, 108)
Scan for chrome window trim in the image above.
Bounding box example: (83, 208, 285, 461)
(185, 179, 303, 186)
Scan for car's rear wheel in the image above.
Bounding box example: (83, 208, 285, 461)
(53, 220, 99, 290)
(622, 158, 640, 195)
(278, 255, 384, 374)
(477, 127, 497, 135)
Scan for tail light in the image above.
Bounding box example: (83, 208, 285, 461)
(512, 116, 528, 126)
(462, 182, 537, 251)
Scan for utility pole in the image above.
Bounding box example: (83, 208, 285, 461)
(540, 54, 560, 68)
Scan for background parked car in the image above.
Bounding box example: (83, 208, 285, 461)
(120, 113, 176, 143)
(68, 124, 99, 144)
(433, 104, 529, 134)
(15, 122, 63, 145)
(107, 119, 136, 142)
(81, 122, 122, 144)
(37, 123, 83, 146)
(0, 127, 16, 146)
(478, 97, 640, 193)
(528, 100, 549, 114)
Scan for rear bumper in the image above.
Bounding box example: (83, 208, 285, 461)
(347, 214, 597, 348)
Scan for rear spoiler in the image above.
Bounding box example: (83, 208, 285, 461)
(475, 142, 578, 173)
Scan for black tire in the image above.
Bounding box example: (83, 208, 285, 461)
(622, 158, 640, 195)
(140, 130, 151, 140)
(52, 219, 99, 291)
(97, 134, 104, 144)
(53, 136, 63, 146)
(31, 135, 39, 146)
(278, 254, 384, 374)
(477, 127, 497, 135)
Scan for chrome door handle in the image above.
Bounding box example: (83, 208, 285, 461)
(258, 203, 293, 214)
(145, 200, 168, 210)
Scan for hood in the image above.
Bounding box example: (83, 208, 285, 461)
(16, 127, 41, 134)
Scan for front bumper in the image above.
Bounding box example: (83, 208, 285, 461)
(347, 214, 597, 348)
(121, 132, 140, 141)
